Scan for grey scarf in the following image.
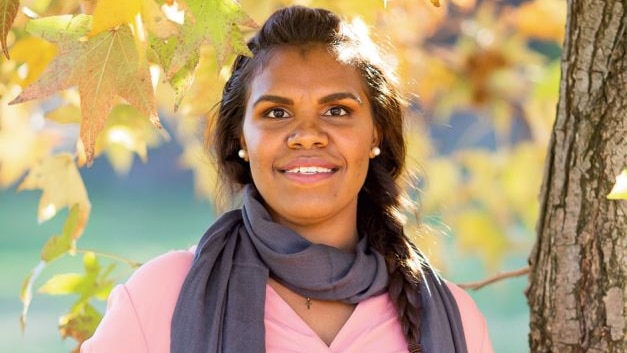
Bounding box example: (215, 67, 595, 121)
(171, 186, 467, 352)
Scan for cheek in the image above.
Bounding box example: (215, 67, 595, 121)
(242, 127, 274, 180)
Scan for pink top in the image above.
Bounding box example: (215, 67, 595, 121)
(81, 250, 493, 353)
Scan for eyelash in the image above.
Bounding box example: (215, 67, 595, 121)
(262, 106, 352, 119)
(263, 108, 291, 119)
(322, 106, 351, 117)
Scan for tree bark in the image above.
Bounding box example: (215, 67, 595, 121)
(527, 0, 626, 352)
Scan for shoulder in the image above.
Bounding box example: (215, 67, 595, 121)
(126, 249, 195, 292)
(123, 249, 195, 318)
(445, 281, 494, 353)
(81, 249, 196, 353)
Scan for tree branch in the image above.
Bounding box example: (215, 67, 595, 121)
(458, 266, 530, 291)
(75, 248, 143, 269)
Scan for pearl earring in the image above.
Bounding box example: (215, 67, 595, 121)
(238, 149, 248, 160)
(371, 146, 381, 158)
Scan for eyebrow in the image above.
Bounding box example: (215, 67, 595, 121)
(252, 92, 363, 108)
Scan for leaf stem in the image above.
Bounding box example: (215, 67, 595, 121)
(457, 266, 531, 291)
(75, 248, 142, 269)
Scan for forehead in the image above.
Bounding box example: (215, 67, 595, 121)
(248, 45, 367, 98)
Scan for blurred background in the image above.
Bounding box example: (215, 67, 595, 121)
(0, 0, 566, 352)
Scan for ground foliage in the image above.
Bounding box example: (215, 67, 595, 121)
(0, 0, 602, 350)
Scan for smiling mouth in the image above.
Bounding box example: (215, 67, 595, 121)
(283, 166, 337, 174)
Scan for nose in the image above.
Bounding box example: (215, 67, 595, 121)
(287, 119, 328, 149)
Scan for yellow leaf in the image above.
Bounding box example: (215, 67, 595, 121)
(11, 16, 162, 164)
(89, 0, 143, 37)
(142, 0, 178, 38)
(38, 273, 84, 295)
(404, 127, 433, 172)
(451, 0, 475, 10)
(422, 158, 461, 212)
(607, 169, 627, 200)
(177, 46, 226, 116)
(19, 261, 46, 331)
(451, 209, 509, 269)
(17, 153, 91, 239)
(59, 302, 103, 350)
(311, 0, 385, 23)
(456, 150, 509, 222)
(1, 0, 19, 59)
(40, 205, 81, 262)
(0, 89, 54, 187)
(45, 103, 81, 124)
(179, 140, 219, 202)
(95, 104, 164, 175)
(510, 0, 566, 43)
(9, 36, 58, 87)
(501, 143, 545, 228)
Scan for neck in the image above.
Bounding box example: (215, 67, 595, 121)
(292, 223, 359, 252)
(268, 211, 360, 252)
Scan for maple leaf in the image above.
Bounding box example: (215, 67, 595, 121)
(1, 0, 19, 59)
(158, 0, 257, 79)
(9, 15, 162, 163)
(95, 104, 165, 175)
(9, 36, 58, 87)
(607, 169, 627, 200)
(89, 0, 178, 40)
(89, 0, 143, 37)
(176, 45, 227, 114)
(0, 88, 54, 187)
(18, 153, 91, 239)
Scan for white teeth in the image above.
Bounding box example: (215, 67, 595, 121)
(285, 166, 333, 174)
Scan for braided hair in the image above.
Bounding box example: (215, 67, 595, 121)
(212, 6, 425, 352)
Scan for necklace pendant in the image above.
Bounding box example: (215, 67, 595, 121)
(305, 297, 312, 309)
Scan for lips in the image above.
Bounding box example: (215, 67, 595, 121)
(278, 158, 339, 175)
(285, 166, 334, 174)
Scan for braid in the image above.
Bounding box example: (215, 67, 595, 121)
(360, 164, 425, 352)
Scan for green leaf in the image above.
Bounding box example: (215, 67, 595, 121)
(83, 251, 100, 276)
(40, 205, 80, 262)
(170, 54, 200, 111)
(94, 263, 116, 300)
(1, 0, 19, 59)
(607, 168, 627, 200)
(150, 35, 199, 110)
(156, 0, 256, 86)
(19, 261, 46, 331)
(25, 14, 92, 41)
(59, 301, 103, 347)
(38, 273, 84, 295)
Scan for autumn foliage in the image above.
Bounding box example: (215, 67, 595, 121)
(0, 0, 575, 351)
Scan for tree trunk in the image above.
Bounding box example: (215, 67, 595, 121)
(527, 0, 626, 352)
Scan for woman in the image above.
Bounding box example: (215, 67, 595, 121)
(82, 6, 493, 353)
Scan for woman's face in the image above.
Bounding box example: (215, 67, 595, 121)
(241, 46, 379, 242)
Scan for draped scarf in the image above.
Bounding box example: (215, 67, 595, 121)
(171, 185, 467, 353)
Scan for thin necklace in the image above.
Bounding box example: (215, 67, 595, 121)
(305, 297, 312, 309)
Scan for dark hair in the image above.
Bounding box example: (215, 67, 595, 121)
(213, 6, 424, 352)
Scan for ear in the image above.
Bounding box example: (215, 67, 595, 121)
(239, 136, 247, 150)
(371, 127, 381, 149)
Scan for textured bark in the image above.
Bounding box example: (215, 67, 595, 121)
(527, 0, 627, 352)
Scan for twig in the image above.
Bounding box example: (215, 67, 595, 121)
(75, 248, 143, 269)
(458, 266, 530, 291)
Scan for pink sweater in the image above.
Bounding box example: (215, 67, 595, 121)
(81, 250, 493, 353)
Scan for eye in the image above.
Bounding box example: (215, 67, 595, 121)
(263, 108, 291, 119)
(322, 106, 350, 117)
